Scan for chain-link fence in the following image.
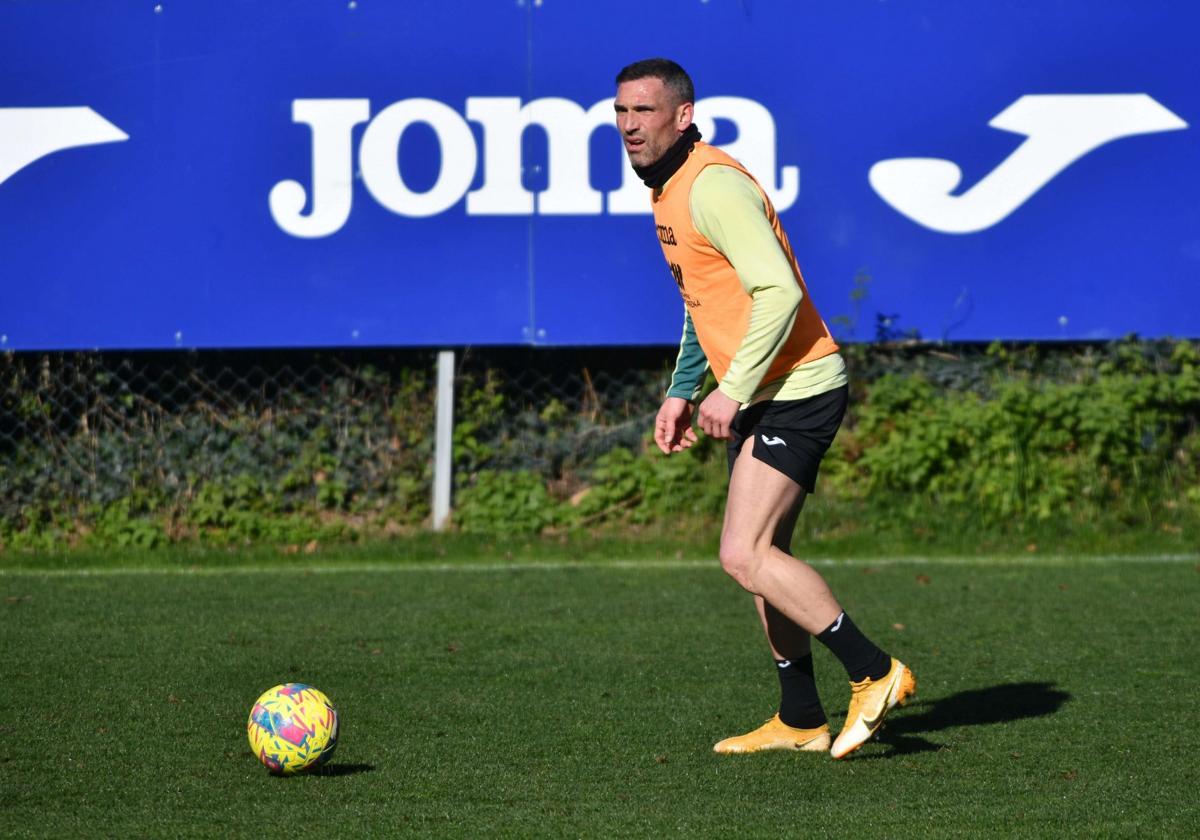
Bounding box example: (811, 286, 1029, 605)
(0, 347, 677, 542)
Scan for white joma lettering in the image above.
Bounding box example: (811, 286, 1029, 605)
(269, 96, 799, 238)
(270, 93, 1185, 239)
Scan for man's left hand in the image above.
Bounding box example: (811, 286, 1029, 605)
(697, 388, 741, 440)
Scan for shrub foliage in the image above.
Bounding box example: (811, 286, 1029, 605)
(1, 340, 1197, 550)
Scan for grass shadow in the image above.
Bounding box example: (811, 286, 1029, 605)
(865, 681, 1072, 758)
(309, 763, 376, 777)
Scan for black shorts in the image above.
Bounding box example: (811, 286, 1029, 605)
(726, 385, 849, 493)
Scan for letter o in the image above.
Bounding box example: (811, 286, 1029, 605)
(359, 98, 477, 217)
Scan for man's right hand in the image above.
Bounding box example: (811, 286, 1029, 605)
(654, 396, 699, 455)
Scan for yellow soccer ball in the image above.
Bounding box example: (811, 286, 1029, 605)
(247, 683, 339, 775)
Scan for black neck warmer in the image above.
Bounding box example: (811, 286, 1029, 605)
(633, 124, 703, 190)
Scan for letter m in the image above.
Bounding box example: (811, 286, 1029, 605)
(466, 97, 616, 215)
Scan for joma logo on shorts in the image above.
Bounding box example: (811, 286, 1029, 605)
(269, 96, 798, 238)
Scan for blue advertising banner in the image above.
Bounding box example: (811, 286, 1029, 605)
(1, 1, 1196, 350)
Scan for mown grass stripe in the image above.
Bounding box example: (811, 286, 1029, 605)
(1, 552, 1196, 577)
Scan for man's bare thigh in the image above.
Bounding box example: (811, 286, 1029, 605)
(722, 437, 806, 551)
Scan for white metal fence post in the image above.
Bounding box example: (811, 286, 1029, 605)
(433, 349, 455, 530)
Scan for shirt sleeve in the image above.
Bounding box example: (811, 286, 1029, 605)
(666, 308, 709, 401)
(689, 164, 802, 403)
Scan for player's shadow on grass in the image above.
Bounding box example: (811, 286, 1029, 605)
(868, 681, 1071, 758)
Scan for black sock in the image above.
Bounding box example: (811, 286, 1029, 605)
(776, 655, 827, 729)
(815, 611, 890, 682)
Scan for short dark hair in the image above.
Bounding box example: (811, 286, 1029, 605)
(615, 58, 694, 105)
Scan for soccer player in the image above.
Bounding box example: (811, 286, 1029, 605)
(614, 58, 915, 759)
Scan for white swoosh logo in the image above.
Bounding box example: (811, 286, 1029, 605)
(760, 435, 787, 447)
(0, 107, 128, 187)
(869, 94, 1187, 234)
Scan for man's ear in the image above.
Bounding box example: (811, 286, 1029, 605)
(676, 101, 694, 132)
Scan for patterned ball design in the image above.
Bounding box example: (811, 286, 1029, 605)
(247, 683, 339, 775)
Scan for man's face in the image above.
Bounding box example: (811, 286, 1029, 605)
(614, 77, 692, 168)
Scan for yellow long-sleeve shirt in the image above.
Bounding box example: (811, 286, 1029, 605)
(666, 164, 847, 405)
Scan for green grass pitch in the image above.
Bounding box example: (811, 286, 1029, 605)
(2, 551, 1198, 837)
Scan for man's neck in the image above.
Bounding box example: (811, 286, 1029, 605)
(634, 124, 702, 190)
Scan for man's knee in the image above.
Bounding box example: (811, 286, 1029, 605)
(718, 535, 766, 591)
